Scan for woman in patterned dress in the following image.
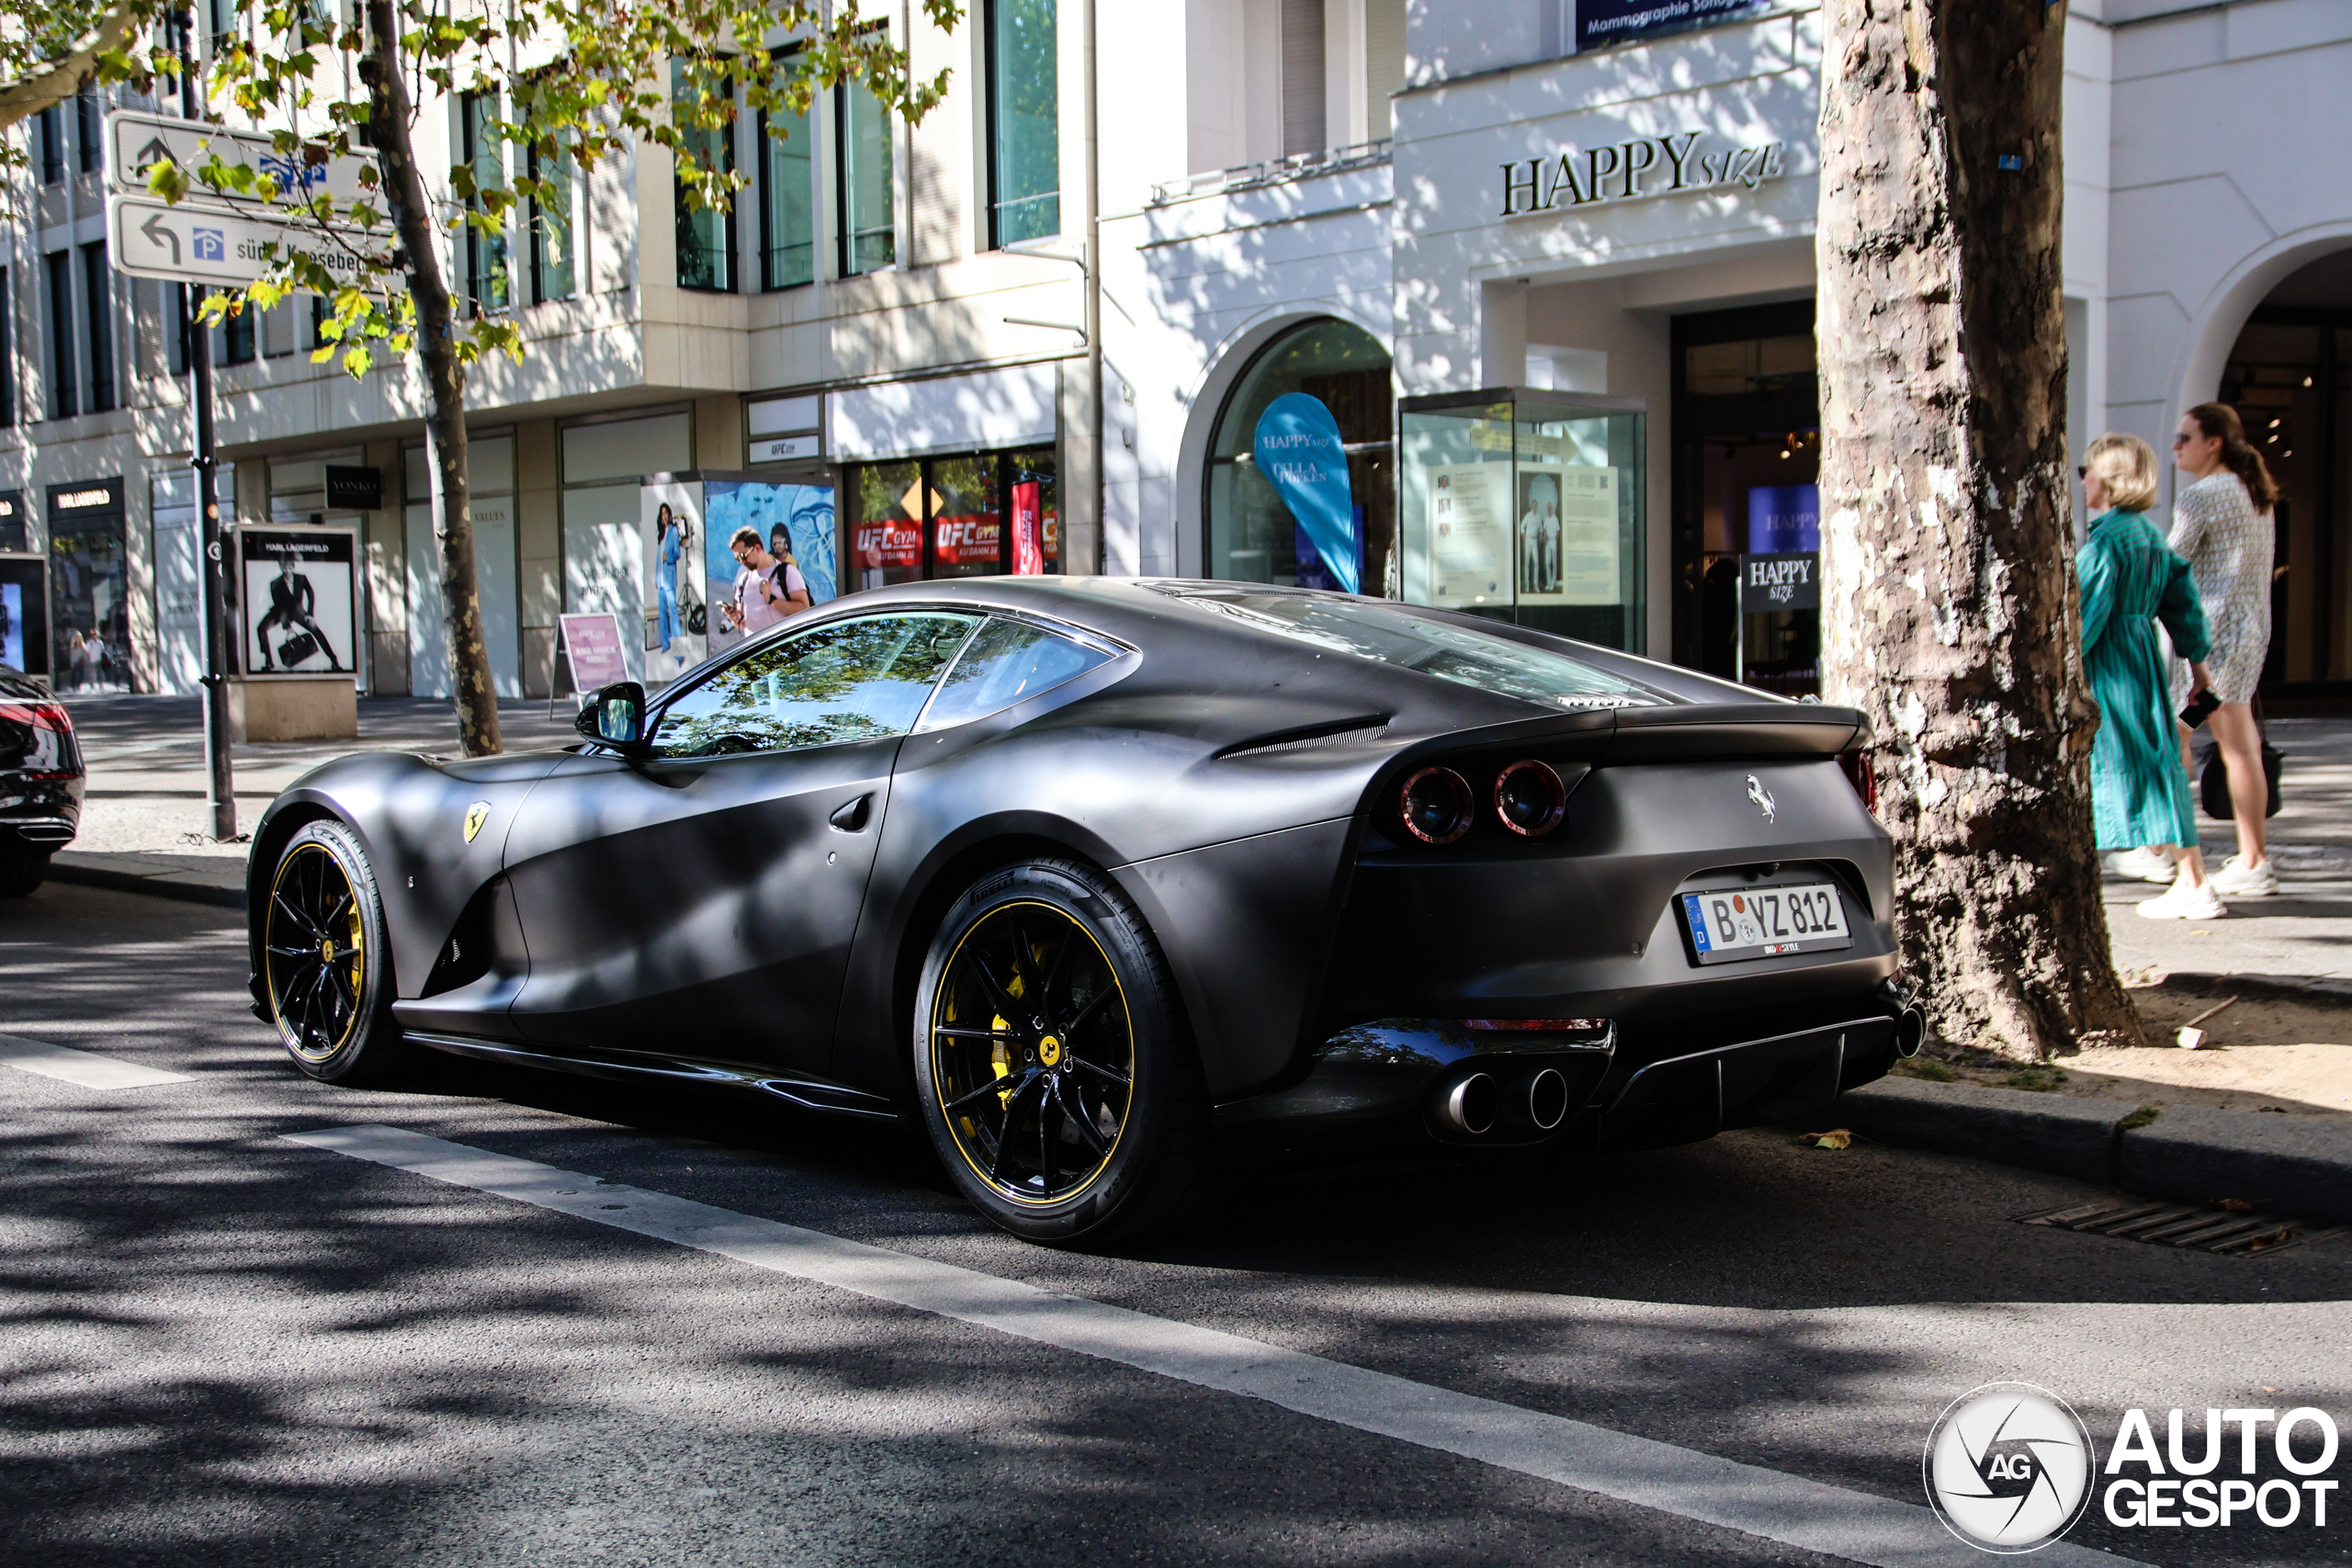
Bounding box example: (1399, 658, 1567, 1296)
(2169, 402, 2281, 897)
(2077, 435, 2223, 919)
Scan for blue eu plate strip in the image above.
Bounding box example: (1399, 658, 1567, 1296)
(1681, 894, 1712, 953)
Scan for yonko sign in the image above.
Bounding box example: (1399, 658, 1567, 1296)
(1923, 1382, 2342, 1553)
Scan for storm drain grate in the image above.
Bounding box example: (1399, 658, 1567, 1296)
(2018, 1200, 2346, 1257)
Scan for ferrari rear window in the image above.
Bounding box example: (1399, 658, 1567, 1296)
(1160, 590, 1667, 711)
(915, 617, 1115, 733)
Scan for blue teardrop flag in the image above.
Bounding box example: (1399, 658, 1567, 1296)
(1253, 392, 1359, 594)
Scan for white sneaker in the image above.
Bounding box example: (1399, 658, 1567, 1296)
(2136, 878, 2228, 920)
(2209, 854, 2278, 898)
(2106, 848, 2178, 884)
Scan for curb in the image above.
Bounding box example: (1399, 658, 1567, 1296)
(1832, 1077, 2352, 1225)
(46, 857, 247, 911)
(2152, 971, 2352, 1007)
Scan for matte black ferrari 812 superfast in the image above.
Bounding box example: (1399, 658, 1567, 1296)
(248, 579, 1921, 1242)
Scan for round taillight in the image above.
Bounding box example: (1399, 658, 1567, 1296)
(1398, 766, 1475, 844)
(1493, 759, 1566, 838)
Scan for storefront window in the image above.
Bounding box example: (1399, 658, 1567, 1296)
(48, 480, 129, 691)
(1204, 318, 1393, 592)
(844, 449, 1057, 589)
(1397, 392, 1645, 652)
(930, 455, 1002, 579)
(1670, 303, 1818, 691)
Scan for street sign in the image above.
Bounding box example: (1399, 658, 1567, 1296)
(105, 107, 373, 208)
(106, 192, 390, 288)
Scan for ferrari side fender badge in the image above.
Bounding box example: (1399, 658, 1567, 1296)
(464, 801, 491, 843)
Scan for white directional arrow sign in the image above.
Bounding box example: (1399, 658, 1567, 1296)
(106, 107, 374, 209)
(107, 193, 392, 288)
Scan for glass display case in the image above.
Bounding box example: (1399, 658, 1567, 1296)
(1397, 390, 1645, 652)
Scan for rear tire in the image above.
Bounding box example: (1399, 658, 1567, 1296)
(913, 857, 1213, 1246)
(261, 818, 410, 1084)
(0, 854, 50, 897)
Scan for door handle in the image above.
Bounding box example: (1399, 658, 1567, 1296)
(829, 794, 872, 832)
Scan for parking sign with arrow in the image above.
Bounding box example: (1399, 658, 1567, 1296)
(107, 193, 390, 288)
(106, 107, 373, 208)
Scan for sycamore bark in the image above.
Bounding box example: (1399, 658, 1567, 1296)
(1815, 0, 2143, 1055)
(359, 0, 501, 756)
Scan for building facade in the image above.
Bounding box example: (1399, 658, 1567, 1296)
(3, 0, 2348, 700)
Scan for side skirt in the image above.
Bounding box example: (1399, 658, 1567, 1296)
(404, 1032, 903, 1122)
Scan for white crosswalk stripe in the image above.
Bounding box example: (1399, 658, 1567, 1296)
(0, 1032, 196, 1089)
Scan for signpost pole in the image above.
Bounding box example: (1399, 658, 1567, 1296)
(179, 8, 237, 841)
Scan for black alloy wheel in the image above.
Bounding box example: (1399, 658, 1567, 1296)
(914, 858, 1211, 1244)
(264, 818, 405, 1083)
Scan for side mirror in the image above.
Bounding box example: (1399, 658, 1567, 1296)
(575, 682, 648, 750)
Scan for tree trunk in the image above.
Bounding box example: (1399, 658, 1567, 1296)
(1815, 0, 2142, 1056)
(359, 0, 501, 757)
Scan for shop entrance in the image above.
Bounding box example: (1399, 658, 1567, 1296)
(2215, 251, 2352, 694)
(1668, 301, 1819, 696)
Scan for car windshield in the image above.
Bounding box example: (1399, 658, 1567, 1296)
(1157, 589, 1668, 711)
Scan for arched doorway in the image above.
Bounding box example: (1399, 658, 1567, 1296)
(2211, 250, 2352, 693)
(1203, 318, 1394, 591)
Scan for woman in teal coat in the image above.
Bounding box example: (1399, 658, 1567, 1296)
(2077, 434, 2223, 919)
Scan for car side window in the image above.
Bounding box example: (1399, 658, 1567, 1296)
(915, 617, 1115, 733)
(651, 613, 981, 759)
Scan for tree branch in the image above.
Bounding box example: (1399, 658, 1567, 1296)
(0, 3, 142, 132)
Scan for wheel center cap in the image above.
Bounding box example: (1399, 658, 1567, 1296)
(1038, 1035, 1062, 1068)
(321, 939, 336, 962)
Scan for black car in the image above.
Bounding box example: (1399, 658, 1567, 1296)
(247, 580, 1920, 1243)
(0, 668, 83, 897)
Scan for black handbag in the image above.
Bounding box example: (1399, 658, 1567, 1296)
(276, 629, 320, 668)
(2198, 732, 2283, 820)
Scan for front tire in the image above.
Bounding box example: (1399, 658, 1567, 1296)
(913, 858, 1211, 1245)
(262, 818, 408, 1083)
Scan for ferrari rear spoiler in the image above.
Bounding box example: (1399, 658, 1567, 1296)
(1599, 702, 1865, 762)
(1379, 702, 1865, 771)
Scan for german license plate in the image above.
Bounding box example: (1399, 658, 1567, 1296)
(1679, 884, 1852, 965)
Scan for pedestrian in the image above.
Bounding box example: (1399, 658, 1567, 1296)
(717, 525, 809, 637)
(2168, 401, 2281, 897)
(2077, 434, 2225, 919)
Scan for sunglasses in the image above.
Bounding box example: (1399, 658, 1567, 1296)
(2172, 432, 2194, 446)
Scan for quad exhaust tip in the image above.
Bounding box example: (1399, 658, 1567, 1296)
(1895, 1006, 1928, 1058)
(1435, 1066, 1571, 1136)
(1439, 1072, 1499, 1136)
(1511, 1066, 1570, 1131)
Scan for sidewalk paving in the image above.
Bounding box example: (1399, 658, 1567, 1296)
(2102, 715, 2352, 987)
(51, 693, 580, 905)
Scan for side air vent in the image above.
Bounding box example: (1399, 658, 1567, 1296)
(1220, 719, 1392, 760)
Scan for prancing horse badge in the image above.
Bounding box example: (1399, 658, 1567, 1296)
(463, 801, 491, 843)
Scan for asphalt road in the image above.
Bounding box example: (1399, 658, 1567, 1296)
(5, 882, 2347, 1567)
